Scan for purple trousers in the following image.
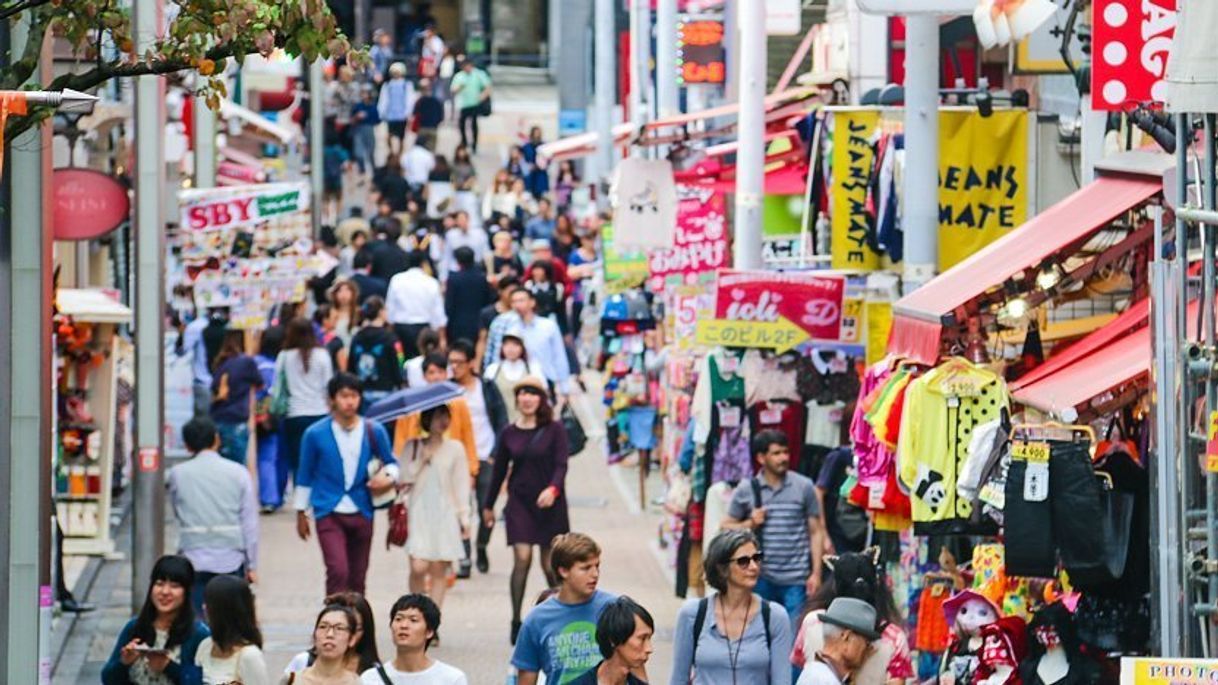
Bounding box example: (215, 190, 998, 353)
(316, 512, 374, 596)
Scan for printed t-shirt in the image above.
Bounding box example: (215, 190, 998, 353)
(210, 356, 264, 423)
(512, 590, 616, 684)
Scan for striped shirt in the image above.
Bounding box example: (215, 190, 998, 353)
(728, 472, 820, 585)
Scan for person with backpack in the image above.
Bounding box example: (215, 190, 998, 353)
(668, 529, 794, 685)
(721, 430, 827, 628)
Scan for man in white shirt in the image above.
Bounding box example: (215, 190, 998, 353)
(360, 594, 468, 684)
(386, 251, 447, 357)
(443, 210, 489, 277)
(401, 138, 436, 189)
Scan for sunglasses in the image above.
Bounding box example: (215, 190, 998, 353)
(730, 552, 764, 569)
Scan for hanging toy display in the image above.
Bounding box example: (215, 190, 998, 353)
(975, 616, 1028, 685)
(940, 589, 1002, 685)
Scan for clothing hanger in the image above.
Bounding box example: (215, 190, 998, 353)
(1011, 421, 1096, 444)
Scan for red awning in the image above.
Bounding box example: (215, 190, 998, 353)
(887, 173, 1161, 364)
(1009, 299, 1150, 393)
(1011, 327, 1150, 415)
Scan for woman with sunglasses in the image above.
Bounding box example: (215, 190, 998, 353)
(102, 554, 210, 685)
(669, 530, 793, 685)
(286, 606, 363, 684)
(482, 375, 571, 644)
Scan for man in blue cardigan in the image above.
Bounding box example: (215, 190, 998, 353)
(295, 373, 399, 595)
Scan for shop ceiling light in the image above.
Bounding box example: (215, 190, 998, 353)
(1003, 297, 1029, 319)
(1036, 263, 1063, 290)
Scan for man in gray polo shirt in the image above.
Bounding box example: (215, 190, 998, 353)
(723, 429, 826, 626)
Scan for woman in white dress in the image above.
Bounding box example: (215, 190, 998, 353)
(401, 404, 471, 609)
(197, 575, 271, 685)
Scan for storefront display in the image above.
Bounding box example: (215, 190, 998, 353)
(53, 288, 133, 555)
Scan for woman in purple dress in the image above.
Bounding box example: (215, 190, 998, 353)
(481, 375, 571, 643)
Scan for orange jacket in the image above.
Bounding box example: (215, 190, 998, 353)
(392, 398, 479, 476)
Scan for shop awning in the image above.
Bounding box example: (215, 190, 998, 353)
(1011, 325, 1150, 416)
(887, 173, 1162, 364)
(57, 288, 133, 324)
(219, 99, 299, 145)
(536, 123, 637, 163)
(1009, 299, 1150, 393)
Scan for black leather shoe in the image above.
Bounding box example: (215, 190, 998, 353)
(476, 546, 489, 574)
(60, 597, 95, 613)
(456, 559, 472, 579)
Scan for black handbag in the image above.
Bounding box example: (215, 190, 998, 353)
(562, 406, 587, 456)
(477, 97, 492, 117)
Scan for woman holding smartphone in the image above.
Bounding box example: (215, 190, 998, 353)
(102, 555, 211, 684)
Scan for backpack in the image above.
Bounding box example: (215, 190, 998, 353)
(690, 597, 772, 670)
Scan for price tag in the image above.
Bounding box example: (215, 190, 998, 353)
(945, 377, 981, 397)
(868, 483, 886, 509)
(1012, 441, 1051, 463)
(1023, 461, 1050, 502)
(760, 408, 783, 425)
(829, 357, 849, 374)
(721, 356, 740, 374)
(719, 406, 741, 428)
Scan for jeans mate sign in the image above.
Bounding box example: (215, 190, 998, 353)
(647, 184, 730, 290)
(714, 269, 847, 342)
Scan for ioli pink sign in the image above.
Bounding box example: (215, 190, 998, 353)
(714, 269, 847, 343)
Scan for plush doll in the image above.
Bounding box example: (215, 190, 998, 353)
(940, 590, 1002, 685)
(1018, 602, 1103, 685)
(975, 616, 1028, 685)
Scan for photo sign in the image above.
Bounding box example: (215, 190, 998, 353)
(706, 268, 847, 343)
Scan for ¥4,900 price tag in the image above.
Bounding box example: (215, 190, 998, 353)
(1011, 441, 1050, 463)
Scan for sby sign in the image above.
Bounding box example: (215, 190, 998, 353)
(179, 182, 310, 232)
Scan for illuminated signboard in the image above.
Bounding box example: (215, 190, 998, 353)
(676, 15, 726, 85)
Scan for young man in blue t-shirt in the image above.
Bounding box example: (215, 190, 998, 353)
(512, 533, 618, 685)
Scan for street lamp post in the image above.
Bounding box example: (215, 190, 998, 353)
(733, 0, 765, 270)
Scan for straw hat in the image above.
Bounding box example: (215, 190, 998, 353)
(513, 376, 548, 395)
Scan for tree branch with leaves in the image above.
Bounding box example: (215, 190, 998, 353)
(3, 0, 359, 138)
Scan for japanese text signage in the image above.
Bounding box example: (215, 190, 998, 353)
(647, 184, 730, 290)
(1091, 0, 1176, 110)
(677, 16, 726, 85)
(830, 110, 882, 271)
(713, 269, 847, 343)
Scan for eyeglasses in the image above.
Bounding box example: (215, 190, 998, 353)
(730, 552, 764, 569)
(315, 623, 353, 635)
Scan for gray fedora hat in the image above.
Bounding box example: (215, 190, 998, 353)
(821, 597, 881, 641)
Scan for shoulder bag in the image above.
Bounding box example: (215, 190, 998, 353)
(561, 405, 587, 456)
(385, 442, 416, 549)
(269, 353, 291, 420)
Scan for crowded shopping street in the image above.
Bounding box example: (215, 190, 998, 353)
(5, 0, 1218, 684)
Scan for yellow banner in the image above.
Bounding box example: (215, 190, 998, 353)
(1121, 658, 1218, 684)
(938, 110, 1029, 270)
(830, 111, 882, 271)
(865, 301, 893, 366)
(695, 317, 809, 353)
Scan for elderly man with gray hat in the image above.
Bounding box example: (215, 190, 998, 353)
(797, 597, 881, 685)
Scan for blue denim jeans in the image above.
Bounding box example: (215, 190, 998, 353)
(755, 576, 808, 629)
(256, 430, 284, 509)
(191, 565, 245, 617)
(215, 421, 250, 466)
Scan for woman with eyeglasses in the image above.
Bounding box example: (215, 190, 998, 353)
(284, 606, 363, 684)
(283, 592, 381, 679)
(669, 529, 793, 685)
(102, 554, 210, 685)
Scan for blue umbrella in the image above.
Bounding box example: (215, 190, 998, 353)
(365, 382, 464, 424)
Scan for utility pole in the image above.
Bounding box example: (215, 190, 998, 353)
(193, 89, 216, 189)
(656, 0, 679, 120)
(2, 12, 52, 682)
(593, 0, 616, 198)
(309, 60, 324, 233)
(901, 14, 940, 292)
(733, 0, 765, 269)
(132, 0, 166, 609)
(629, 0, 651, 129)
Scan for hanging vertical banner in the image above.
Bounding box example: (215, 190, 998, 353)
(647, 184, 730, 291)
(938, 110, 1029, 270)
(1091, 0, 1176, 110)
(830, 110, 882, 271)
(611, 158, 678, 249)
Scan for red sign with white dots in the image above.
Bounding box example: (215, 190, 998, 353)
(1090, 0, 1177, 111)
